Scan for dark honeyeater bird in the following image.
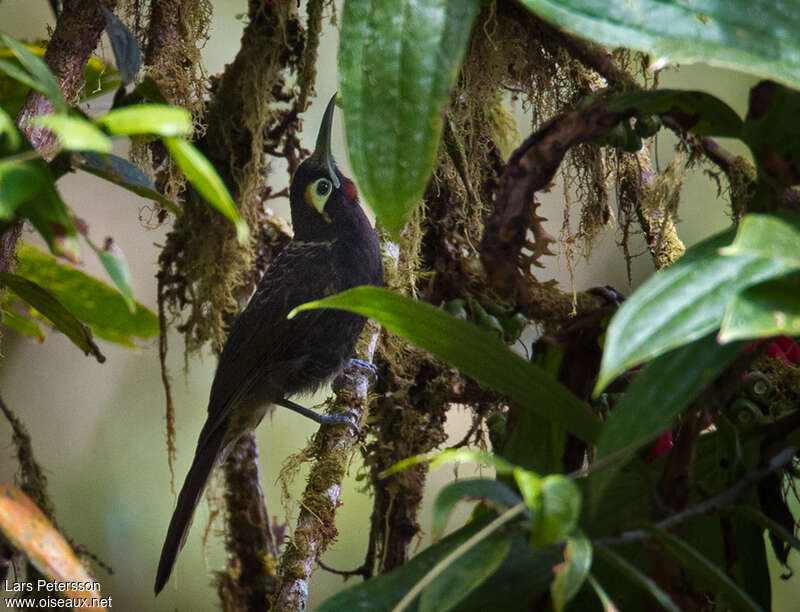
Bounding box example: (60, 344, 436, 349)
(154, 94, 383, 595)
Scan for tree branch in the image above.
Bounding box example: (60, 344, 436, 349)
(596, 445, 797, 547)
(273, 323, 381, 611)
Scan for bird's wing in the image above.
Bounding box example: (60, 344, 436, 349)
(200, 239, 337, 439)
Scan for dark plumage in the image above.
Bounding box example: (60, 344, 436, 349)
(154, 95, 382, 595)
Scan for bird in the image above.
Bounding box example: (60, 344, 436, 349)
(154, 94, 383, 595)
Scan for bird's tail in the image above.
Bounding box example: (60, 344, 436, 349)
(154, 419, 228, 595)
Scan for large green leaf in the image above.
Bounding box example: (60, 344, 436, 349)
(292, 286, 602, 442)
(418, 531, 510, 612)
(95, 105, 191, 137)
(719, 277, 800, 342)
(339, 0, 480, 234)
(162, 137, 249, 243)
(646, 526, 762, 612)
(29, 114, 112, 153)
(595, 229, 792, 393)
(319, 525, 555, 612)
(317, 518, 493, 612)
(16, 243, 158, 346)
(517, 1, 800, 90)
(0, 272, 104, 361)
(606, 89, 743, 138)
(720, 212, 800, 269)
(591, 334, 744, 511)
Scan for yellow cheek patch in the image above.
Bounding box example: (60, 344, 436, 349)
(304, 183, 322, 212)
(305, 178, 333, 222)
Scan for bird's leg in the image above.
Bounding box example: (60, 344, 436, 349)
(347, 358, 377, 380)
(276, 398, 360, 434)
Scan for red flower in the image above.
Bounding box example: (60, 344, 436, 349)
(767, 335, 800, 366)
(646, 431, 673, 463)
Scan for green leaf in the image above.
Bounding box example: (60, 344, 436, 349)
(418, 531, 510, 612)
(596, 229, 792, 393)
(162, 137, 249, 243)
(99, 6, 141, 85)
(0, 106, 22, 155)
(95, 104, 192, 137)
(86, 236, 135, 313)
(292, 287, 602, 442)
(339, 0, 480, 234)
(16, 175, 81, 262)
(594, 544, 680, 612)
(1, 305, 44, 341)
(0, 160, 45, 219)
(432, 479, 522, 541)
(591, 334, 744, 512)
(503, 407, 564, 474)
(720, 212, 800, 269)
(78, 152, 181, 214)
(646, 525, 762, 612)
(551, 530, 592, 612)
(513, 468, 543, 523)
(0, 272, 104, 361)
(0, 58, 42, 97)
(16, 243, 158, 346)
(319, 522, 553, 612)
(719, 277, 800, 342)
(0, 33, 65, 112)
(29, 114, 112, 153)
(606, 89, 743, 138)
(517, 1, 800, 90)
(531, 475, 582, 548)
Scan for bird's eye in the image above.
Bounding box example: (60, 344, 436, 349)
(305, 177, 334, 216)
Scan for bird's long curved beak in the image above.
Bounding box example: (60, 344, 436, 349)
(310, 93, 341, 189)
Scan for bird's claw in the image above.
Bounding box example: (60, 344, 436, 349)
(348, 358, 377, 381)
(320, 410, 361, 436)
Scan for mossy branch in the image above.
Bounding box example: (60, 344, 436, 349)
(273, 322, 381, 611)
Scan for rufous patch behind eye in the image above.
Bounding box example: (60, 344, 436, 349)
(344, 180, 356, 199)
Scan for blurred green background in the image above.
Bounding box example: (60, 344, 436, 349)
(0, 1, 796, 610)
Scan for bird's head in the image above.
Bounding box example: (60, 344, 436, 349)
(290, 94, 366, 241)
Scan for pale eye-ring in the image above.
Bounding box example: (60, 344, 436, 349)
(316, 179, 331, 196)
(306, 177, 334, 214)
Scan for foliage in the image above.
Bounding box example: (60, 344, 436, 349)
(0, 28, 244, 355)
(3, 1, 800, 611)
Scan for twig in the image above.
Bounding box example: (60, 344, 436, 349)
(596, 446, 797, 547)
(0, 395, 56, 523)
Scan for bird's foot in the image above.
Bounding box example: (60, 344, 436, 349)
(348, 358, 377, 381)
(276, 398, 360, 436)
